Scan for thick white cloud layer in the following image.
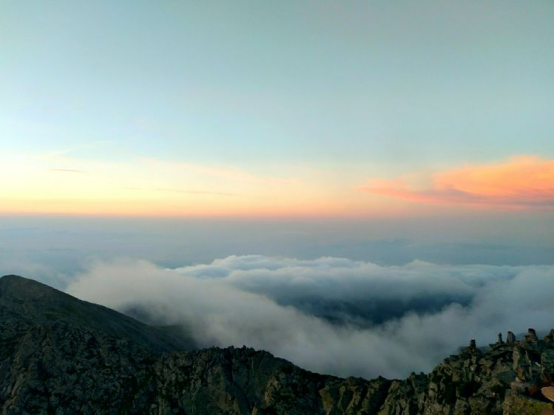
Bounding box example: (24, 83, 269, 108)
(67, 256, 554, 379)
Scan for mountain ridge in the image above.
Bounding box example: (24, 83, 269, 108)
(0, 274, 194, 353)
(1, 274, 553, 414)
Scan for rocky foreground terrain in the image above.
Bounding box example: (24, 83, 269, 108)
(1, 275, 554, 415)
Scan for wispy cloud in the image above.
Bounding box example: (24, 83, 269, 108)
(49, 168, 87, 174)
(1, 152, 329, 217)
(38, 141, 117, 161)
(358, 156, 554, 209)
(122, 187, 239, 197)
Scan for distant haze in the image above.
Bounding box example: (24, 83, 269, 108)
(1, 215, 553, 288)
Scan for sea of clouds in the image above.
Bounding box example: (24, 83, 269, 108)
(66, 255, 554, 379)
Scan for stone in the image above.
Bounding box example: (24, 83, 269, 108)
(541, 350, 554, 384)
(503, 390, 554, 415)
(542, 387, 554, 403)
(525, 328, 538, 343)
(508, 331, 516, 343)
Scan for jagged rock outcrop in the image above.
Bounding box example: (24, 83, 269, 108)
(507, 331, 516, 344)
(1, 275, 554, 414)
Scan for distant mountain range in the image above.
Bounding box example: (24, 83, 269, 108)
(1, 274, 553, 414)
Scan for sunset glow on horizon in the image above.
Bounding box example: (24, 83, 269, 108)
(1, 151, 554, 218)
(1, 1, 553, 223)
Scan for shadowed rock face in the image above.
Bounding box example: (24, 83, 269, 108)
(0, 275, 194, 353)
(1, 275, 554, 415)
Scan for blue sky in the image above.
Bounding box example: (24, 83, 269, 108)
(2, 0, 553, 173)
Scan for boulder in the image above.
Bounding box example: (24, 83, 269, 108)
(542, 387, 554, 403)
(507, 331, 517, 343)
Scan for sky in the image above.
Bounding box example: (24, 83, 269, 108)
(1, 0, 554, 218)
(2, 0, 554, 378)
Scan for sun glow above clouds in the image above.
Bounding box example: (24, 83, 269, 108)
(358, 156, 554, 209)
(4, 152, 554, 217)
(0, 152, 387, 218)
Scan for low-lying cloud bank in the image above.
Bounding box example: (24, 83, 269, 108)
(67, 256, 554, 379)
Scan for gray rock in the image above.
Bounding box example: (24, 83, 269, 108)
(525, 328, 538, 343)
(507, 331, 516, 343)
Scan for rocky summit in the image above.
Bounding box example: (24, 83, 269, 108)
(1, 275, 554, 415)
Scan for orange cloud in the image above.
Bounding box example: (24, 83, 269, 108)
(358, 156, 554, 209)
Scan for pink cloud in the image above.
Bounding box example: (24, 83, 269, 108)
(358, 156, 554, 209)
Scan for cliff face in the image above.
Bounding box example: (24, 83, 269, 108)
(1, 275, 553, 415)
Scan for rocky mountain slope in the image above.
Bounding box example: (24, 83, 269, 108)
(1, 274, 553, 414)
